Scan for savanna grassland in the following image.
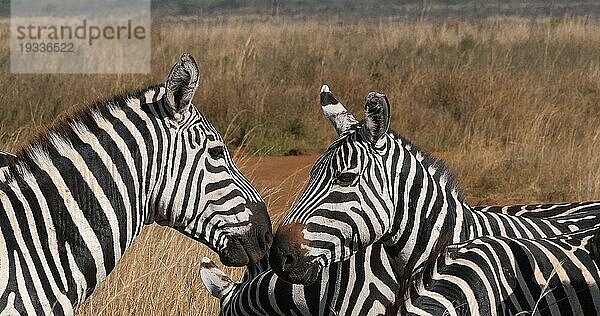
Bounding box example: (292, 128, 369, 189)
(0, 15, 599, 315)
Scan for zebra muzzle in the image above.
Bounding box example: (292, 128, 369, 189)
(216, 201, 273, 267)
(269, 223, 321, 285)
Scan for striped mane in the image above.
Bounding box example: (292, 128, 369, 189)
(6, 84, 164, 174)
(388, 128, 463, 200)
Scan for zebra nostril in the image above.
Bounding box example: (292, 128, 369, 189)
(263, 231, 273, 250)
(283, 253, 296, 270)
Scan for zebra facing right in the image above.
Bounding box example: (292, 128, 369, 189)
(0, 54, 272, 314)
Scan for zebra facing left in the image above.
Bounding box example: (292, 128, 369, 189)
(199, 84, 600, 316)
(0, 54, 272, 314)
(269, 86, 600, 286)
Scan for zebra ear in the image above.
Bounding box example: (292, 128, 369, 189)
(200, 257, 235, 300)
(165, 54, 200, 116)
(362, 92, 390, 143)
(320, 85, 358, 136)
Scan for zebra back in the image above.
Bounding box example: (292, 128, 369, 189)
(475, 200, 600, 218)
(397, 227, 600, 315)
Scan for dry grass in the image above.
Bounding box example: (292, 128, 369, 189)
(77, 225, 226, 315)
(0, 15, 598, 314)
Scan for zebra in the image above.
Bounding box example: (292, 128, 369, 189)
(199, 202, 600, 316)
(268, 85, 600, 286)
(390, 227, 600, 315)
(201, 243, 398, 316)
(198, 85, 600, 316)
(0, 54, 272, 315)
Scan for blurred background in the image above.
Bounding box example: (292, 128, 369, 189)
(0, 1, 599, 314)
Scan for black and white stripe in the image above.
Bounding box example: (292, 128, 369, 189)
(477, 201, 600, 218)
(394, 227, 600, 315)
(0, 151, 14, 168)
(0, 54, 272, 314)
(201, 203, 600, 315)
(269, 86, 600, 287)
(202, 243, 397, 316)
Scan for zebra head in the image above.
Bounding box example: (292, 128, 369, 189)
(152, 54, 272, 267)
(270, 85, 393, 284)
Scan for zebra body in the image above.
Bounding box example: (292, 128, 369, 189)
(202, 242, 397, 316)
(201, 201, 600, 316)
(269, 86, 600, 286)
(396, 228, 600, 315)
(0, 54, 272, 314)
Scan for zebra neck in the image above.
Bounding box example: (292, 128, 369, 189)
(384, 188, 570, 277)
(3, 93, 163, 307)
(381, 136, 574, 279)
(381, 166, 466, 276)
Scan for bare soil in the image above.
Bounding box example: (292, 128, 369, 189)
(240, 154, 320, 221)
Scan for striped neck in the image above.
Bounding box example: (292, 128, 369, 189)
(381, 134, 566, 276)
(381, 136, 468, 273)
(3, 85, 167, 306)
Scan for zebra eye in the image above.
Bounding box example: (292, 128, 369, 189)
(208, 146, 225, 160)
(335, 172, 358, 186)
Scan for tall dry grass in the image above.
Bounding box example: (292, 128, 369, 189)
(0, 16, 598, 314)
(1, 16, 599, 200)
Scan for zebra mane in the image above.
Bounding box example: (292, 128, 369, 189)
(9, 84, 164, 170)
(0, 83, 165, 186)
(388, 129, 463, 200)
